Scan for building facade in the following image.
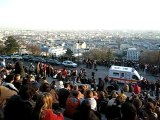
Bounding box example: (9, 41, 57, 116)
(127, 48, 140, 61)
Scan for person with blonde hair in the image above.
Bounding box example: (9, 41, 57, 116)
(32, 92, 64, 120)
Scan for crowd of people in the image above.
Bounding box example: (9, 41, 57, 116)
(0, 58, 160, 120)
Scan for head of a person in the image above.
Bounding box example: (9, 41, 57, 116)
(82, 84, 87, 91)
(4, 74, 14, 83)
(132, 98, 142, 109)
(37, 92, 53, 109)
(145, 102, 155, 113)
(31, 82, 40, 92)
(98, 91, 107, 98)
(123, 84, 129, 92)
(121, 102, 137, 120)
(28, 74, 35, 81)
(98, 77, 102, 82)
(64, 82, 70, 90)
(40, 83, 51, 92)
(85, 90, 93, 98)
(50, 80, 56, 89)
(18, 84, 35, 100)
(14, 74, 21, 82)
(117, 93, 127, 104)
(73, 85, 79, 91)
(22, 77, 31, 85)
(72, 90, 81, 99)
(33, 92, 53, 120)
(93, 91, 98, 97)
(111, 90, 118, 98)
(78, 99, 91, 112)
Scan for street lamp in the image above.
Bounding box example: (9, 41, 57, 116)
(158, 46, 160, 75)
(77, 40, 80, 66)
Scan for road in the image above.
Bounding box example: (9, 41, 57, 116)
(44, 64, 158, 83)
(7, 59, 158, 83)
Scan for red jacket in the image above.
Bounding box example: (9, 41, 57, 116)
(134, 84, 141, 94)
(64, 97, 80, 118)
(41, 109, 64, 120)
(61, 69, 67, 78)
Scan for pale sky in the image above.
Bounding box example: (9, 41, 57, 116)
(0, 0, 160, 31)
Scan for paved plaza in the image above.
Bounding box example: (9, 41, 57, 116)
(46, 64, 158, 84)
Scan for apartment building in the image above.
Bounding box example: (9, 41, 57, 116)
(127, 48, 140, 61)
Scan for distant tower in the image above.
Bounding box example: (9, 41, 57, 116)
(116, 40, 121, 50)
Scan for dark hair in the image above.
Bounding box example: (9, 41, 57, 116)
(78, 99, 91, 112)
(19, 84, 35, 100)
(132, 98, 142, 109)
(75, 100, 100, 120)
(72, 90, 79, 97)
(64, 82, 70, 88)
(145, 102, 155, 113)
(121, 102, 137, 120)
(22, 77, 31, 85)
(4, 74, 14, 83)
(40, 83, 51, 92)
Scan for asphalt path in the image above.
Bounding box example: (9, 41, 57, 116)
(43, 64, 157, 83)
(20, 60, 158, 83)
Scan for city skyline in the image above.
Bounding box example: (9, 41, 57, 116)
(0, 0, 160, 31)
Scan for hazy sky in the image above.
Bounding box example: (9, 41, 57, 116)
(0, 0, 160, 30)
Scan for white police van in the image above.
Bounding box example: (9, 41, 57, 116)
(108, 65, 143, 83)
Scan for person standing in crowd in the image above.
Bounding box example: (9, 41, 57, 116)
(134, 83, 141, 94)
(104, 75, 109, 85)
(2, 74, 19, 93)
(97, 78, 107, 93)
(13, 74, 22, 90)
(121, 102, 138, 120)
(63, 90, 81, 119)
(58, 82, 70, 108)
(14, 59, 26, 78)
(3, 84, 35, 120)
(29, 63, 35, 74)
(93, 60, 97, 71)
(35, 62, 41, 77)
(0, 85, 17, 109)
(73, 99, 100, 120)
(40, 82, 59, 110)
(0, 59, 6, 68)
(83, 90, 97, 111)
(145, 102, 158, 120)
(155, 80, 160, 100)
(61, 68, 67, 81)
(32, 92, 64, 120)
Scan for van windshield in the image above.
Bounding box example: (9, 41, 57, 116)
(132, 75, 139, 80)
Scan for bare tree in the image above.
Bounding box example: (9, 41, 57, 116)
(139, 51, 159, 65)
(82, 49, 113, 61)
(27, 44, 41, 55)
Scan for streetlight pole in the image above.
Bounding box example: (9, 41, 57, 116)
(77, 40, 80, 66)
(158, 46, 160, 75)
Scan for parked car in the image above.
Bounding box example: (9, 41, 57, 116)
(10, 55, 23, 60)
(0, 55, 10, 59)
(22, 55, 33, 61)
(46, 59, 62, 65)
(29, 57, 46, 63)
(62, 60, 77, 68)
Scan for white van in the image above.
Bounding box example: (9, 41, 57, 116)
(108, 65, 143, 83)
